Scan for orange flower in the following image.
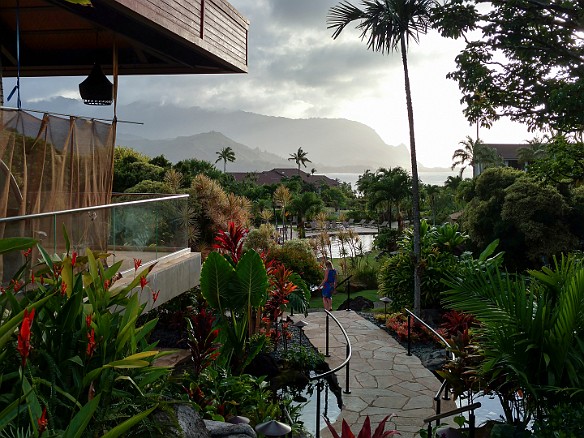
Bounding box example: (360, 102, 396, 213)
(133, 258, 142, 271)
(104, 279, 111, 289)
(140, 276, 148, 290)
(60, 282, 67, 296)
(85, 314, 92, 328)
(38, 406, 48, 434)
(86, 328, 97, 358)
(17, 308, 35, 366)
(11, 279, 23, 292)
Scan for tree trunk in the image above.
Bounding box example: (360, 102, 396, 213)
(401, 37, 422, 317)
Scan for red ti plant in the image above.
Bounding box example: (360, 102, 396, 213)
(186, 305, 222, 375)
(263, 263, 297, 347)
(213, 222, 248, 264)
(325, 414, 400, 438)
(440, 310, 477, 337)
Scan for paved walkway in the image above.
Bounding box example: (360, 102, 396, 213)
(298, 311, 454, 438)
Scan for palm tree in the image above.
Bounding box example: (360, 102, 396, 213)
(273, 185, 292, 241)
(328, 0, 433, 315)
(290, 192, 323, 238)
(451, 136, 482, 178)
(288, 147, 312, 175)
(215, 146, 236, 172)
(517, 140, 547, 170)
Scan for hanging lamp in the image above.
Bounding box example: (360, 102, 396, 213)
(79, 63, 113, 105)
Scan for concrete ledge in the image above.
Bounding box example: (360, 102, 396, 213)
(114, 251, 201, 311)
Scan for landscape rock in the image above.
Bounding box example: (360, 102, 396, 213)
(337, 296, 374, 311)
(153, 404, 210, 438)
(205, 420, 256, 438)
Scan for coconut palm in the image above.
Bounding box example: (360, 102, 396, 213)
(288, 147, 312, 175)
(451, 136, 482, 178)
(517, 140, 547, 169)
(215, 146, 236, 172)
(274, 185, 292, 241)
(328, 0, 433, 315)
(290, 192, 323, 238)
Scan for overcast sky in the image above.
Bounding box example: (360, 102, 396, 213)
(5, 0, 534, 168)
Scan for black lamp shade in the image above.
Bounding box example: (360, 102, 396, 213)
(79, 63, 113, 105)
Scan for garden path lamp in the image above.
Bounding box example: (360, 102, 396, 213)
(379, 296, 392, 318)
(293, 320, 308, 347)
(255, 420, 291, 437)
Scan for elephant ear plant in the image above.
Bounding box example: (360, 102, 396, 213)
(0, 234, 177, 437)
(200, 249, 268, 374)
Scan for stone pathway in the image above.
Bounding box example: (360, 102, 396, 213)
(298, 311, 455, 438)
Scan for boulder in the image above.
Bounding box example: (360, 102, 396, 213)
(337, 296, 374, 311)
(153, 404, 210, 438)
(204, 420, 256, 438)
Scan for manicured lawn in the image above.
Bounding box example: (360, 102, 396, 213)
(309, 289, 380, 310)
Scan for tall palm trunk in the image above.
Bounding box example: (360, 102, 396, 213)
(401, 37, 422, 316)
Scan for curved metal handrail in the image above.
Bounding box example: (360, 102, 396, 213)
(309, 310, 352, 381)
(404, 308, 454, 359)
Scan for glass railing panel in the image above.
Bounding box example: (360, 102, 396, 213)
(0, 194, 190, 284)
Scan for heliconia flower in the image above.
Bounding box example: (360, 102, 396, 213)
(86, 314, 92, 328)
(17, 308, 35, 366)
(40, 276, 45, 285)
(31, 272, 35, 284)
(86, 328, 96, 358)
(71, 251, 77, 267)
(104, 279, 111, 289)
(152, 290, 160, 303)
(0, 286, 5, 294)
(60, 282, 67, 296)
(38, 406, 48, 435)
(133, 258, 142, 271)
(53, 265, 62, 279)
(11, 280, 23, 293)
(22, 248, 32, 258)
(140, 276, 148, 290)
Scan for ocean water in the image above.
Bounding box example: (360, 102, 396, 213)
(329, 170, 459, 188)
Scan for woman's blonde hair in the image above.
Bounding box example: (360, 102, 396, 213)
(325, 260, 334, 269)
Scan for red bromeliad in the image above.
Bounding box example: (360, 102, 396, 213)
(212, 222, 248, 264)
(17, 308, 35, 366)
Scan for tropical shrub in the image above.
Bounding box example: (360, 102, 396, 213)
(373, 227, 400, 254)
(268, 239, 322, 288)
(0, 236, 174, 437)
(348, 264, 378, 290)
(378, 221, 470, 311)
(441, 252, 584, 424)
(385, 312, 437, 344)
(244, 224, 277, 254)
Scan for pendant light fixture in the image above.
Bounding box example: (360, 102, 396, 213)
(79, 62, 113, 105)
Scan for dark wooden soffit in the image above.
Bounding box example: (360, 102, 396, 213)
(0, 0, 249, 77)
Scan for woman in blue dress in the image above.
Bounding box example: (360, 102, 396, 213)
(319, 260, 337, 311)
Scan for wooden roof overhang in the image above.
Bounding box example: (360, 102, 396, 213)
(0, 0, 249, 78)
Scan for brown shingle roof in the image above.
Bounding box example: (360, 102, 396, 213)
(230, 168, 339, 187)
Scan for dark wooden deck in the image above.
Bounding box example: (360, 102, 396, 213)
(0, 0, 248, 77)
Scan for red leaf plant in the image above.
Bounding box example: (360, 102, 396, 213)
(17, 308, 35, 366)
(440, 310, 477, 338)
(186, 306, 222, 375)
(325, 414, 400, 438)
(263, 263, 297, 347)
(213, 222, 248, 264)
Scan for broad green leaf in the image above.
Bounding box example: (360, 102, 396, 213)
(37, 243, 54, 271)
(200, 251, 234, 309)
(100, 405, 157, 438)
(105, 359, 150, 368)
(62, 394, 101, 438)
(122, 351, 159, 361)
(0, 237, 36, 254)
(234, 249, 268, 309)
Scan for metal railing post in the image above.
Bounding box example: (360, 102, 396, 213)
(469, 410, 476, 438)
(407, 313, 412, 356)
(325, 313, 330, 357)
(315, 380, 323, 438)
(346, 279, 351, 311)
(344, 343, 351, 394)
